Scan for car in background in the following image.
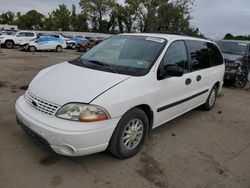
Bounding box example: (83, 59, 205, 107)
(25, 36, 66, 52)
(37, 33, 70, 42)
(66, 37, 88, 49)
(217, 40, 250, 88)
(0, 31, 37, 48)
(76, 40, 94, 52)
(76, 37, 106, 52)
(0, 29, 18, 36)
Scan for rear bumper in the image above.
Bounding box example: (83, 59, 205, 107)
(15, 96, 120, 156)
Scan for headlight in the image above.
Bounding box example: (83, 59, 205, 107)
(56, 103, 110, 122)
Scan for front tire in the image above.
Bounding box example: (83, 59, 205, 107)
(5, 40, 14, 49)
(202, 85, 218, 111)
(108, 108, 149, 159)
(234, 72, 247, 88)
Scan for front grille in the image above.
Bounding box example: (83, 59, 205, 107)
(25, 91, 60, 115)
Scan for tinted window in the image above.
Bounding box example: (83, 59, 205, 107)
(18, 32, 25, 37)
(25, 32, 34, 37)
(162, 40, 188, 71)
(186, 40, 210, 71)
(207, 43, 223, 66)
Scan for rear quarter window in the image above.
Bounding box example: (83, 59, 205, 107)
(207, 42, 223, 66)
(186, 40, 211, 71)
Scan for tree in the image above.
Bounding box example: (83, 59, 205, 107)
(224, 33, 234, 40)
(16, 10, 44, 30)
(0, 11, 15, 24)
(51, 4, 71, 31)
(79, 0, 116, 32)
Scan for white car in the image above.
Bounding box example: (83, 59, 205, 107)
(15, 33, 225, 159)
(0, 31, 36, 48)
(27, 36, 67, 52)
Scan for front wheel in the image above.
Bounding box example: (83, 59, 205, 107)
(108, 108, 149, 159)
(234, 72, 247, 88)
(202, 85, 218, 111)
(5, 40, 14, 49)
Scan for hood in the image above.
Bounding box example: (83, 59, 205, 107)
(222, 52, 243, 62)
(28, 62, 130, 105)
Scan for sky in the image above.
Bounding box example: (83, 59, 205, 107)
(0, 0, 250, 39)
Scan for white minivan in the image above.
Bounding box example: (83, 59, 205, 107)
(15, 33, 225, 159)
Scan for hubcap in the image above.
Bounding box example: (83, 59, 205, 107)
(122, 119, 144, 150)
(209, 89, 216, 106)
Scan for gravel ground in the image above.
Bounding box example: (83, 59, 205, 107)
(0, 48, 250, 188)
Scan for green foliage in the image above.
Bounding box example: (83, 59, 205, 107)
(0, 0, 205, 37)
(79, 0, 116, 32)
(16, 10, 44, 30)
(224, 33, 250, 41)
(0, 11, 15, 24)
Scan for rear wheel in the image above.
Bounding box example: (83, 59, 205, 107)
(108, 108, 149, 159)
(29, 46, 36, 52)
(5, 40, 14, 49)
(202, 85, 218, 111)
(56, 45, 63, 52)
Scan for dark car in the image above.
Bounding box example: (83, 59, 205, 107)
(217, 40, 250, 88)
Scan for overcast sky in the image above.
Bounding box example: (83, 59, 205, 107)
(0, 0, 249, 39)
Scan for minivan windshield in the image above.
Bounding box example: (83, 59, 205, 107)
(75, 35, 166, 76)
(217, 41, 248, 56)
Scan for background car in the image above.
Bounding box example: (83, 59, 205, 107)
(217, 40, 250, 88)
(26, 36, 66, 52)
(66, 37, 88, 49)
(0, 31, 36, 49)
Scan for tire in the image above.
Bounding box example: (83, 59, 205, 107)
(29, 46, 36, 52)
(108, 108, 149, 159)
(202, 85, 218, 111)
(5, 40, 14, 49)
(56, 45, 62, 52)
(234, 72, 247, 88)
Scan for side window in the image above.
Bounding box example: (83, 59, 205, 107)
(207, 42, 223, 66)
(18, 32, 25, 37)
(25, 32, 35, 37)
(186, 40, 210, 71)
(162, 40, 188, 71)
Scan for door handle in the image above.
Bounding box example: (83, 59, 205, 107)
(185, 78, 192, 85)
(196, 75, 202, 81)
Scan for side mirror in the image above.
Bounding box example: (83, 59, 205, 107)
(164, 65, 184, 77)
(16, 34, 20, 37)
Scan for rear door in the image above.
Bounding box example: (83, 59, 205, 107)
(185, 40, 212, 106)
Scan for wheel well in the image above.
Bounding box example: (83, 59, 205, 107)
(135, 104, 154, 133)
(214, 81, 220, 89)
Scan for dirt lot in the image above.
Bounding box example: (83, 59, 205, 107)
(0, 48, 250, 188)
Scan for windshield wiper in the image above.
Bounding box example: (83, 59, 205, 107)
(88, 60, 118, 73)
(75, 58, 94, 69)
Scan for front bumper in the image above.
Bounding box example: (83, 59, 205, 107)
(15, 96, 120, 156)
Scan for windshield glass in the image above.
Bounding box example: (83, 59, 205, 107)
(217, 41, 248, 56)
(78, 35, 166, 76)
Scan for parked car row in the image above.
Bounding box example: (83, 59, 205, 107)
(0, 30, 106, 53)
